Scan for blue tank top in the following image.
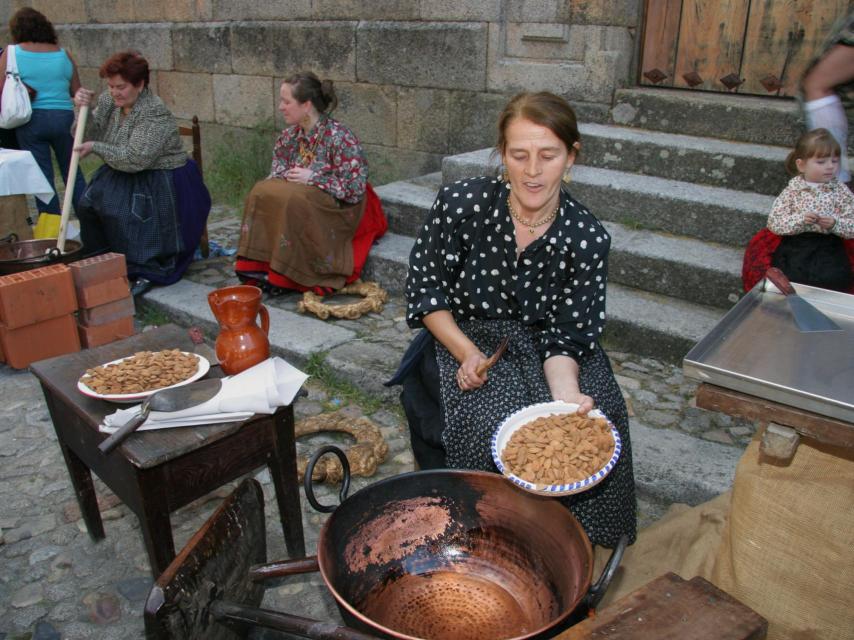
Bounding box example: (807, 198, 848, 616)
(14, 47, 74, 110)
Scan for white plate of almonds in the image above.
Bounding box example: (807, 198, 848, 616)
(77, 349, 210, 403)
(491, 401, 622, 496)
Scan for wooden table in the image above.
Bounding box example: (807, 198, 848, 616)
(695, 383, 854, 461)
(30, 324, 305, 577)
(557, 573, 767, 639)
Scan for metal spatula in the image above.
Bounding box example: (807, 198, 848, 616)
(765, 268, 842, 333)
(98, 378, 223, 454)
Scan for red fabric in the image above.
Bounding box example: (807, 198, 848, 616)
(235, 183, 388, 296)
(742, 228, 854, 293)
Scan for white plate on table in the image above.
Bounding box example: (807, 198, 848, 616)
(491, 401, 622, 496)
(77, 352, 210, 403)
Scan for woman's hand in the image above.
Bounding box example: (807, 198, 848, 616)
(543, 355, 594, 414)
(74, 141, 94, 158)
(284, 167, 313, 184)
(816, 215, 836, 230)
(456, 351, 489, 392)
(550, 390, 595, 415)
(74, 88, 94, 108)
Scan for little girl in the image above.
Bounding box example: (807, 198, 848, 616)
(767, 128, 854, 291)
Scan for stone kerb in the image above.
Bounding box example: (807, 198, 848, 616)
(231, 21, 357, 80)
(356, 21, 488, 91)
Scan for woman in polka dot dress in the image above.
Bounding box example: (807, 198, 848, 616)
(395, 92, 636, 548)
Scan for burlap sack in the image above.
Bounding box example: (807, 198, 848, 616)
(710, 436, 854, 640)
(593, 493, 729, 608)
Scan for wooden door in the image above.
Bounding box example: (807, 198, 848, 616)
(640, 0, 851, 96)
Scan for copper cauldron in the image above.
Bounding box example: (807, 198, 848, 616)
(252, 446, 626, 640)
(0, 233, 84, 275)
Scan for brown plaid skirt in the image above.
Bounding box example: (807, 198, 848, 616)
(237, 179, 365, 289)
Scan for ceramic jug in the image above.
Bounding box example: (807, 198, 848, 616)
(208, 285, 270, 375)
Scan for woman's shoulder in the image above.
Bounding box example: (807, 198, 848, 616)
(438, 175, 502, 202)
(137, 89, 175, 119)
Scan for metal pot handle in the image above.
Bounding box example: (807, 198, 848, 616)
(0, 233, 17, 244)
(304, 445, 351, 513)
(584, 534, 628, 611)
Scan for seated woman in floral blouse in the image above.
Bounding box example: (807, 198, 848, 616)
(392, 92, 636, 549)
(236, 71, 383, 294)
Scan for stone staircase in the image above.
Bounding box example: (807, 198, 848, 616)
(365, 88, 801, 363)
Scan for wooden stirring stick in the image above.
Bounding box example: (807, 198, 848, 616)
(476, 336, 509, 377)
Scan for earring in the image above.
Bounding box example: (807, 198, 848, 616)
(501, 168, 509, 182)
(562, 170, 572, 185)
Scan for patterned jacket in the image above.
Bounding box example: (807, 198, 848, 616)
(84, 87, 186, 173)
(269, 115, 367, 204)
(767, 175, 854, 239)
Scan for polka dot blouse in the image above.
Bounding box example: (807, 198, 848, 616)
(406, 176, 611, 362)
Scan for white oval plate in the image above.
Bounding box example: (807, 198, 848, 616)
(77, 352, 210, 403)
(491, 401, 622, 496)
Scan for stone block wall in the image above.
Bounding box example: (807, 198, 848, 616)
(4, 0, 640, 184)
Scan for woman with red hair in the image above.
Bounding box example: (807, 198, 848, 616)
(73, 50, 210, 296)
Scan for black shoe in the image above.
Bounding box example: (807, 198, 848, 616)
(130, 277, 153, 297)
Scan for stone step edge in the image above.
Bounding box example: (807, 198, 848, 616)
(375, 173, 765, 266)
(364, 233, 725, 361)
(139, 279, 391, 404)
(377, 166, 776, 217)
(139, 279, 741, 505)
(368, 216, 745, 309)
(366, 231, 726, 337)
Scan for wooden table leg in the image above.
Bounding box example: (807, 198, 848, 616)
(137, 477, 177, 577)
(57, 440, 106, 541)
(269, 407, 306, 558)
(41, 388, 105, 541)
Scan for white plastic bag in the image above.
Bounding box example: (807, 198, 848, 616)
(0, 46, 32, 129)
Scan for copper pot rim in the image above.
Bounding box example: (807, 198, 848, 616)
(316, 468, 594, 640)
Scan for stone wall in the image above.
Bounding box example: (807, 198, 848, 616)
(3, 0, 640, 183)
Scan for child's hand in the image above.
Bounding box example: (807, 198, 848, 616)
(804, 212, 820, 225)
(816, 215, 836, 230)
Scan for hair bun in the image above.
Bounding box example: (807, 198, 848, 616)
(319, 79, 337, 113)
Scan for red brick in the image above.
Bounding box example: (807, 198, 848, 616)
(77, 315, 135, 348)
(76, 276, 131, 309)
(0, 264, 77, 329)
(78, 296, 135, 327)
(0, 314, 81, 369)
(69, 253, 127, 289)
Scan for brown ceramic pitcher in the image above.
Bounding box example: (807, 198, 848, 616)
(208, 285, 270, 375)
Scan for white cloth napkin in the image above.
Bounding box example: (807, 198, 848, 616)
(0, 148, 55, 203)
(99, 357, 308, 433)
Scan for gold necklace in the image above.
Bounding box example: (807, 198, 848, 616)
(298, 121, 324, 167)
(507, 197, 559, 234)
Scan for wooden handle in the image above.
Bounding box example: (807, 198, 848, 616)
(765, 267, 796, 296)
(57, 104, 88, 253)
(249, 556, 319, 583)
(98, 403, 148, 454)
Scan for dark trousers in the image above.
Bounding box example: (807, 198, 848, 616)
(400, 337, 448, 470)
(15, 109, 86, 214)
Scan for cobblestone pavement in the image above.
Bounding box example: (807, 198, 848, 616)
(0, 206, 756, 638)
